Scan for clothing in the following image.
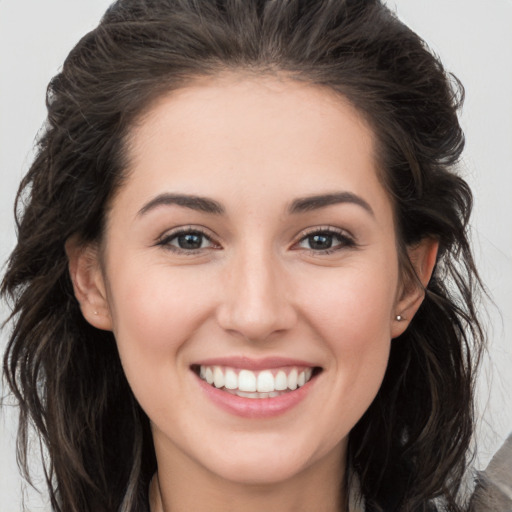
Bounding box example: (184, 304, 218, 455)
(469, 434, 512, 511)
(352, 434, 512, 511)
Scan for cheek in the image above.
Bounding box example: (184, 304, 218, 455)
(105, 264, 213, 392)
(110, 263, 203, 337)
(301, 262, 398, 346)
(298, 264, 396, 419)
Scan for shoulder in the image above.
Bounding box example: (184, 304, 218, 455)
(364, 502, 439, 512)
(468, 434, 512, 512)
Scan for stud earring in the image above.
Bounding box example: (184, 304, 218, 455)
(94, 310, 99, 316)
(396, 314, 404, 321)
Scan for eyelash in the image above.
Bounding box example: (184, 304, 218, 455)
(293, 227, 357, 254)
(156, 227, 219, 254)
(156, 226, 357, 255)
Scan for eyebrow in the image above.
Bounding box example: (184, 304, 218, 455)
(289, 192, 374, 216)
(138, 193, 225, 216)
(137, 191, 374, 218)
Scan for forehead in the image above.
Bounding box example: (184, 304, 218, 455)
(118, 75, 391, 221)
(128, 74, 374, 164)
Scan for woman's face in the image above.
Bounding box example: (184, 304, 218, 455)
(80, 76, 415, 485)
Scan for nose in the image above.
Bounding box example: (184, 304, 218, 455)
(216, 248, 297, 342)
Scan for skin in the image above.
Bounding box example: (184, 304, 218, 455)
(68, 75, 437, 512)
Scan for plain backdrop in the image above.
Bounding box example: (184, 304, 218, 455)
(1, 1, 511, 510)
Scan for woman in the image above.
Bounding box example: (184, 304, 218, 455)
(1, 0, 486, 511)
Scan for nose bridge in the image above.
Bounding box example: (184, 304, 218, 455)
(217, 242, 295, 341)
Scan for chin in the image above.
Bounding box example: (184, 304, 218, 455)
(210, 459, 307, 486)
(197, 435, 336, 486)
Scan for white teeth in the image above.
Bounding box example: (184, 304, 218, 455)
(197, 365, 316, 395)
(227, 390, 283, 399)
(238, 369, 257, 392)
(257, 370, 275, 392)
(213, 366, 224, 388)
(224, 368, 238, 390)
(236, 390, 261, 399)
(275, 370, 288, 391)
(287, 368, 298, 390)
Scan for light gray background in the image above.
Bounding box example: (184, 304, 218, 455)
(1, 1, 511, 510)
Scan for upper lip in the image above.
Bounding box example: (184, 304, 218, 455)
(191, 356, 319, 371)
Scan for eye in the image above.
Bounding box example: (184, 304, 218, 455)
(157, 228, 218, 252)
(171, 232, 210, 250)
(296, 229, 356, 253)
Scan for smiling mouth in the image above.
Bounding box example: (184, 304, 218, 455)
(191, 365, 322, 399)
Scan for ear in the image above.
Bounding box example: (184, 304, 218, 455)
(391, 237, 439, 338)
(65, 237, 113, 331)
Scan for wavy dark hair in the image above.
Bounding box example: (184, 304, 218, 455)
(2, 1, 485, 511)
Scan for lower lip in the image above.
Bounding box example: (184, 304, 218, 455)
(194, 372, 317, 419)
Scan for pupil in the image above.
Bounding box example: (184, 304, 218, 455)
(178, 233, 203, 249)
(309, 234, 332, 250)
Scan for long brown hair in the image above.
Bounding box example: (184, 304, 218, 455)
(2, 1, 485, 511)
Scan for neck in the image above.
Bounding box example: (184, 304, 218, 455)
(149, 443, 347, 512)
